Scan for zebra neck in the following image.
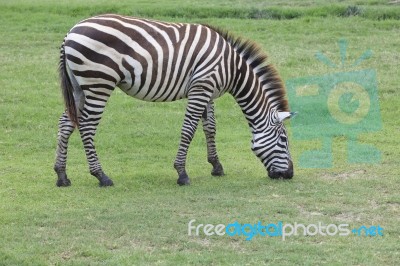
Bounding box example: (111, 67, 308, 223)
(230, 63, 271, 134)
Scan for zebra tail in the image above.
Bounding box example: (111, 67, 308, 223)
(59, 40, 79, 127)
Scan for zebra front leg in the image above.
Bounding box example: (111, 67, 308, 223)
(54, 112, 75, 187)
(201, 102, 224, 176)
(175, 90, 212, 185)
(79, 97, 114, 187)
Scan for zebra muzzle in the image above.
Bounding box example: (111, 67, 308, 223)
(268, 161, 294, 180)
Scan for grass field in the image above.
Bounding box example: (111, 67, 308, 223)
(0, 0, 399, 265)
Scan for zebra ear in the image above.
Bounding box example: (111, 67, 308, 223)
(278, 111, 297, 122)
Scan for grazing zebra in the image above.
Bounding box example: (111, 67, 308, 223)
(54, 14, 295, 187)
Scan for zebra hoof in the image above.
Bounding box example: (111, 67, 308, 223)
(211, 163, 225, 176)
(56, 177, 71, 187)
(92, 170, 114, 187)
(55, 171, 71, 187)
(99, 178, 114, 187)
(177, 173, 190, 186)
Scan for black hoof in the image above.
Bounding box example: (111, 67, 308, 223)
(99, 178, 114, 187)
(92, 170, 114, 187)
(211, 163, 225, 176)
(55, 170, 71, 187)
(177, 172, 190, 186)
(56, 178, 71, 187)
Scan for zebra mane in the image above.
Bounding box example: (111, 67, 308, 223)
(204, 25, 289, 112)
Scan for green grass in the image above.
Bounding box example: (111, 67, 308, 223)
(0, 0, 399, 265)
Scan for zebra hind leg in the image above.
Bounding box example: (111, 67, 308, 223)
(79, 93, 114, 187)
(54, 112, 75, 187)
(201, 102, 224, 176)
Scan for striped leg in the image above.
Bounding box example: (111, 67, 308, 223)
(202, 102, 224, 176)
(79, 91, 114, 187)
(54, 112, 75, 187)
(174, 89, 212, 185)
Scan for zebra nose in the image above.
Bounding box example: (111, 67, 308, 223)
(268, 161, 293, 179)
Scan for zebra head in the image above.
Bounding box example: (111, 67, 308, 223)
(251, 108, 296, 179)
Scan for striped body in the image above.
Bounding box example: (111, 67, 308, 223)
(54, 14, 294, 187)
(65, 15, 230, 102)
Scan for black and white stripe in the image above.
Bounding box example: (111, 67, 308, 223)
(54, 14, 294, 187)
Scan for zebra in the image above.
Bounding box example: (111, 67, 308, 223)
(54, 14, 296, 187)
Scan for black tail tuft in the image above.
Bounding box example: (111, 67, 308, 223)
(59, 40, 79, 127)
